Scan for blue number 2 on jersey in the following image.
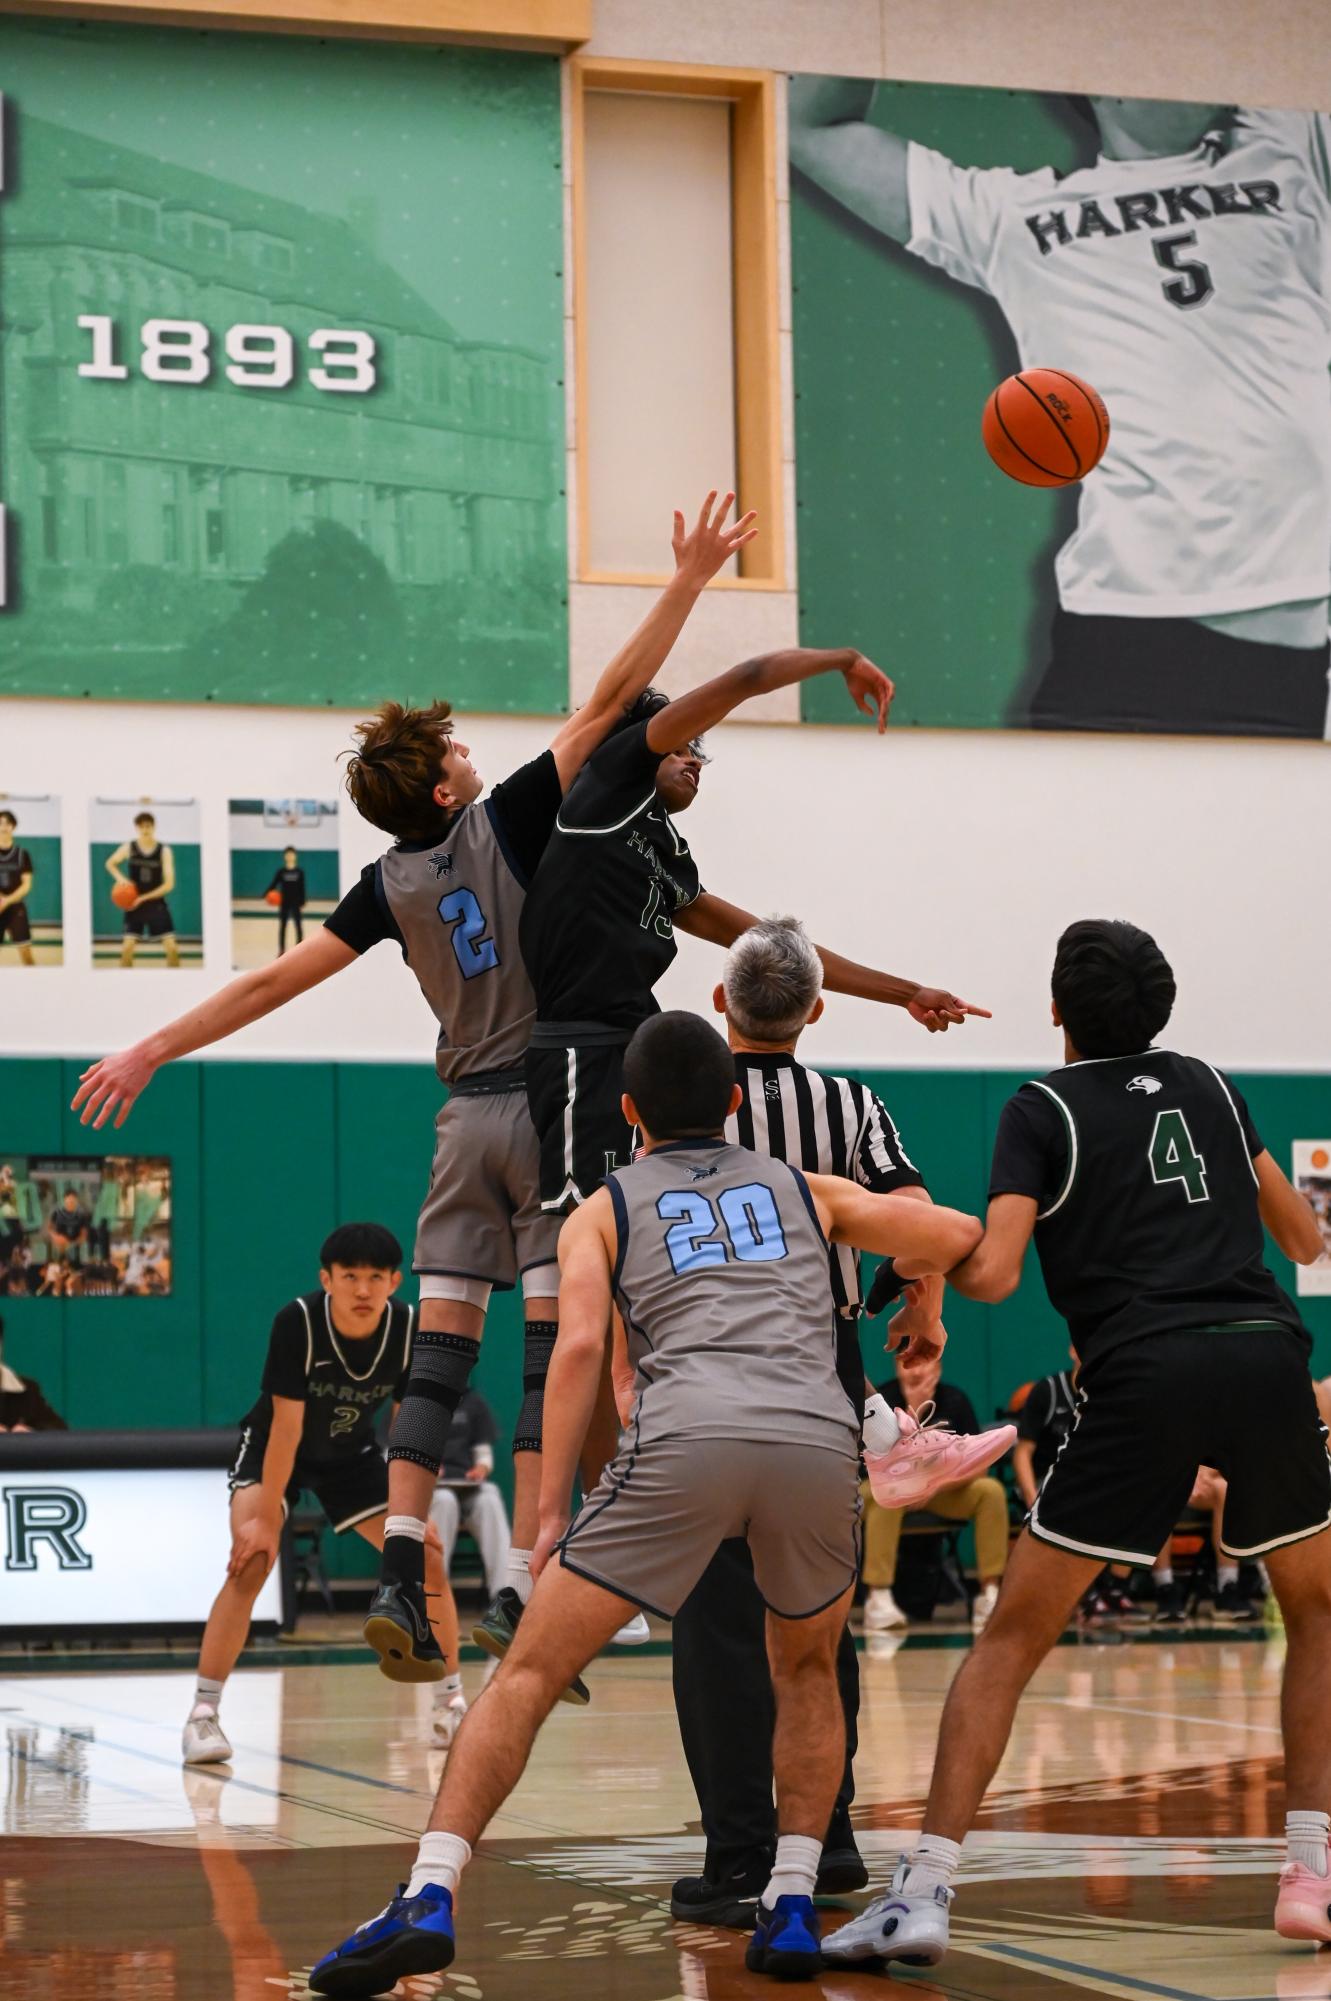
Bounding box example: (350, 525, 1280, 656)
(438, 887, 499, 979)
(658, 1181, 788, 1275)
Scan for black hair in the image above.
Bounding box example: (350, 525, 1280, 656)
(0, 810, 15, 828)
(319, 1221, 403, 1270)
(622, 1011, 736, 1140)
(1051, 919, 1176, 1058)
(606, 685, 671, 740)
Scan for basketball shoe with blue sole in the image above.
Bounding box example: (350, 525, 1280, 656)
(819, 1857, 951, 1969)
(309, 1883, 455, 1997)
(745, 1894, 822, 1980)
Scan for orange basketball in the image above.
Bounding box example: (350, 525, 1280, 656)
(265, 888, 281, 907)
(111, 880, 138, 910)
(982, 367, 1109, 487)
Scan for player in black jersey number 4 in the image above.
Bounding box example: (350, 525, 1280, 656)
(824, 920, 1331, 1972)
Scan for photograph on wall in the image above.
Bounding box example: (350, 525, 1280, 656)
(1292, 1141, 1331, 1295)
(89, 795, 203, 969)
(0, 23, 566, 713)
(789, 81, 1331, 739)
(0, 792, 62, 967)
(229, 796, 339, 968)
(0, 1153, 172, 1297)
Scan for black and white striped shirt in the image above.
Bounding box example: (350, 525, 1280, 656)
(725, 1052, 924, 1316)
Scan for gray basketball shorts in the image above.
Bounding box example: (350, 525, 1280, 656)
(415, 1089, 561, 1291)
(558, 1432, 862, 1620)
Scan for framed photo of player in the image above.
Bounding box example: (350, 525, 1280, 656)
(89, 796, 203, 970)
(789, 81, 1331, 740)
(228, 797, 339, 969)
(0, 1153, 172, 1298)
(0, 793, 62, 967)
(1292, 1142, 1331, 1296)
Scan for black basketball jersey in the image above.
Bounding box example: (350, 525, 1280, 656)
(270, 865, 306, 906)
(990, 1048, 1305, 1365)
(0, 844, 32, 896)
(520, 721, 701, 1041)
(242, 1288, 413, 1466)
(127, 841, 165, 893)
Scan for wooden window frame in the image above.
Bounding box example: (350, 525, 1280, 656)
(0, 0, 589, 49)
(570, 56, 784, 591)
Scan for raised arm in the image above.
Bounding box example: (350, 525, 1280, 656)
(548, 492, 757, 791)
(646, 647, 893, 763)
(946, 1193, 1038, 1303)
(788, 75, 911, 243)
(1255, 1150, 1326, 1265)
(809, 1174, 982, 1274)
(676, 890, 990, 1031)
(532, 1196, 616, 1577)
(72, 927, 358, 1129)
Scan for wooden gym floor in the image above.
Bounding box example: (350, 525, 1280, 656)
(0, 1628, 1323, 2001)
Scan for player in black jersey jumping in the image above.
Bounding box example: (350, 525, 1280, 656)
(181, 1223, 458, 1767)
(825, 919, 1331, 1971)
(107, 810, 180, 969)
(0, 810, 36, 967)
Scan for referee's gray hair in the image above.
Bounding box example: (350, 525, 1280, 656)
(723, 917, 824, 1043)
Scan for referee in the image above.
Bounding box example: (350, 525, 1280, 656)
(670, 916, 943, 1926)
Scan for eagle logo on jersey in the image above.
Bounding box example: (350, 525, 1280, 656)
(428, 851, 455, 879)
(1127, 1076, 1164, 1094)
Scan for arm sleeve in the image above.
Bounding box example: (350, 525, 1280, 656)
(259, 1303, 310, 1402)
(905, 140, 1019, 294)
(1219, 1072, 1264, 1157)
(324, 864, 397, 954)
(989, 1087, 1067, 1206)
(855, 1089, 927, 1194)
(1015, 1376, 1053, 1444)
(556, 722, 663, 832)
(486, 750, 563, 884)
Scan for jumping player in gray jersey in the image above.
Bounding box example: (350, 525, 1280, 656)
(310, 1012, 981, 1997)
(70, 493, 756, 1695)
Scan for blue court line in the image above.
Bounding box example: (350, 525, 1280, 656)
(987, 1940, 1279, 2001)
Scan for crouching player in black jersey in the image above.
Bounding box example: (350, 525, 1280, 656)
(824, 920, 1331, 1972)
(182, 1224, 459, 1767)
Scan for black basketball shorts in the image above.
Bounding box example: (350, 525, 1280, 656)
(0, 902, 31, 944)
(1030, 1324, 1331, 1567)
(525, 1041, 635, 1216)
(228, 1426, 389, 1534)
(124, 899, 174, 938)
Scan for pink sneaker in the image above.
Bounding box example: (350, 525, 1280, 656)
(865, 1405, 1017, 1511)
(1276, 1856, 1331, 1944)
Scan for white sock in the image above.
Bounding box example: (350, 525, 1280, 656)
(1287, 1810, 1330, 1875)
(1216, 1562, 1239, 1590)
(406, 1830, 472, 1900)
(434, 1672, 464, 1706)
(1154, 1566, 1173, 1587)
(508, 1548, 534, 1607)
(903, 1833, 963, 1899)
(192, 1675, 225, 1715)
(385, 1515, 426, 1542)
(761, 1833, 823, 1909)
(862, 1393, 902, 1456)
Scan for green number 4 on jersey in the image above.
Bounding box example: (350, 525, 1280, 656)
(1149, 1108, 1209, 1204)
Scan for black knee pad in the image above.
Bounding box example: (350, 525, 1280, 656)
(386, 1331, 479, 1470)
(513, 1320, 557, 1454)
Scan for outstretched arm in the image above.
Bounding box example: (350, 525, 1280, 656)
(646, 647, 893, 757)
(809, 1174, 982, 1274)
(946, 1194, 1038, 1302)
(675, 890, 990, 1032)
(548, 492, 757, 792)
(532, 1197, 616, 1577)
(788, 75, 911, 243)
(71, 927, 357, 1129)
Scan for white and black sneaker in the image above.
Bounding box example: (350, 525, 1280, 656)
(182, 1706, 233, 1766)
(819, 1856, 951, 1969)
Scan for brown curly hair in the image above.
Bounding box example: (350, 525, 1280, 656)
(344, 700, 456, 840)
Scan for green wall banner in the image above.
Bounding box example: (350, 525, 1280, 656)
(0, 22, 567, 711)
(789, 81, 1331, 740)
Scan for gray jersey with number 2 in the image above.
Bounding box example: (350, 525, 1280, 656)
(606, 1140, 857, 1451)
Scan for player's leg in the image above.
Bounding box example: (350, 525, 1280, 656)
(163, 931, 180, 968)
(12, 904, 34, 968)
(185, 1482, 284, 1764)
(120, 912, 135, 968)
(357, 1510, 464, 1744)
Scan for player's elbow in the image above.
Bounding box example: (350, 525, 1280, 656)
(1288, 1218, 1327, 1266)
(940, 1211, 984, 1269)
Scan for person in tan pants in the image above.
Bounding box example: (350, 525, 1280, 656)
(862, 1350, 1010, 1633)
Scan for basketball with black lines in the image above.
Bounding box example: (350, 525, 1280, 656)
(981, 367, 1109, 486)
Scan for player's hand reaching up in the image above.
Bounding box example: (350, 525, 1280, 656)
(72, 1041, 160, 1129)
(908, 987, 992, 1033)
(671, 489, 759, 590)
(841, 652, 894, 732)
